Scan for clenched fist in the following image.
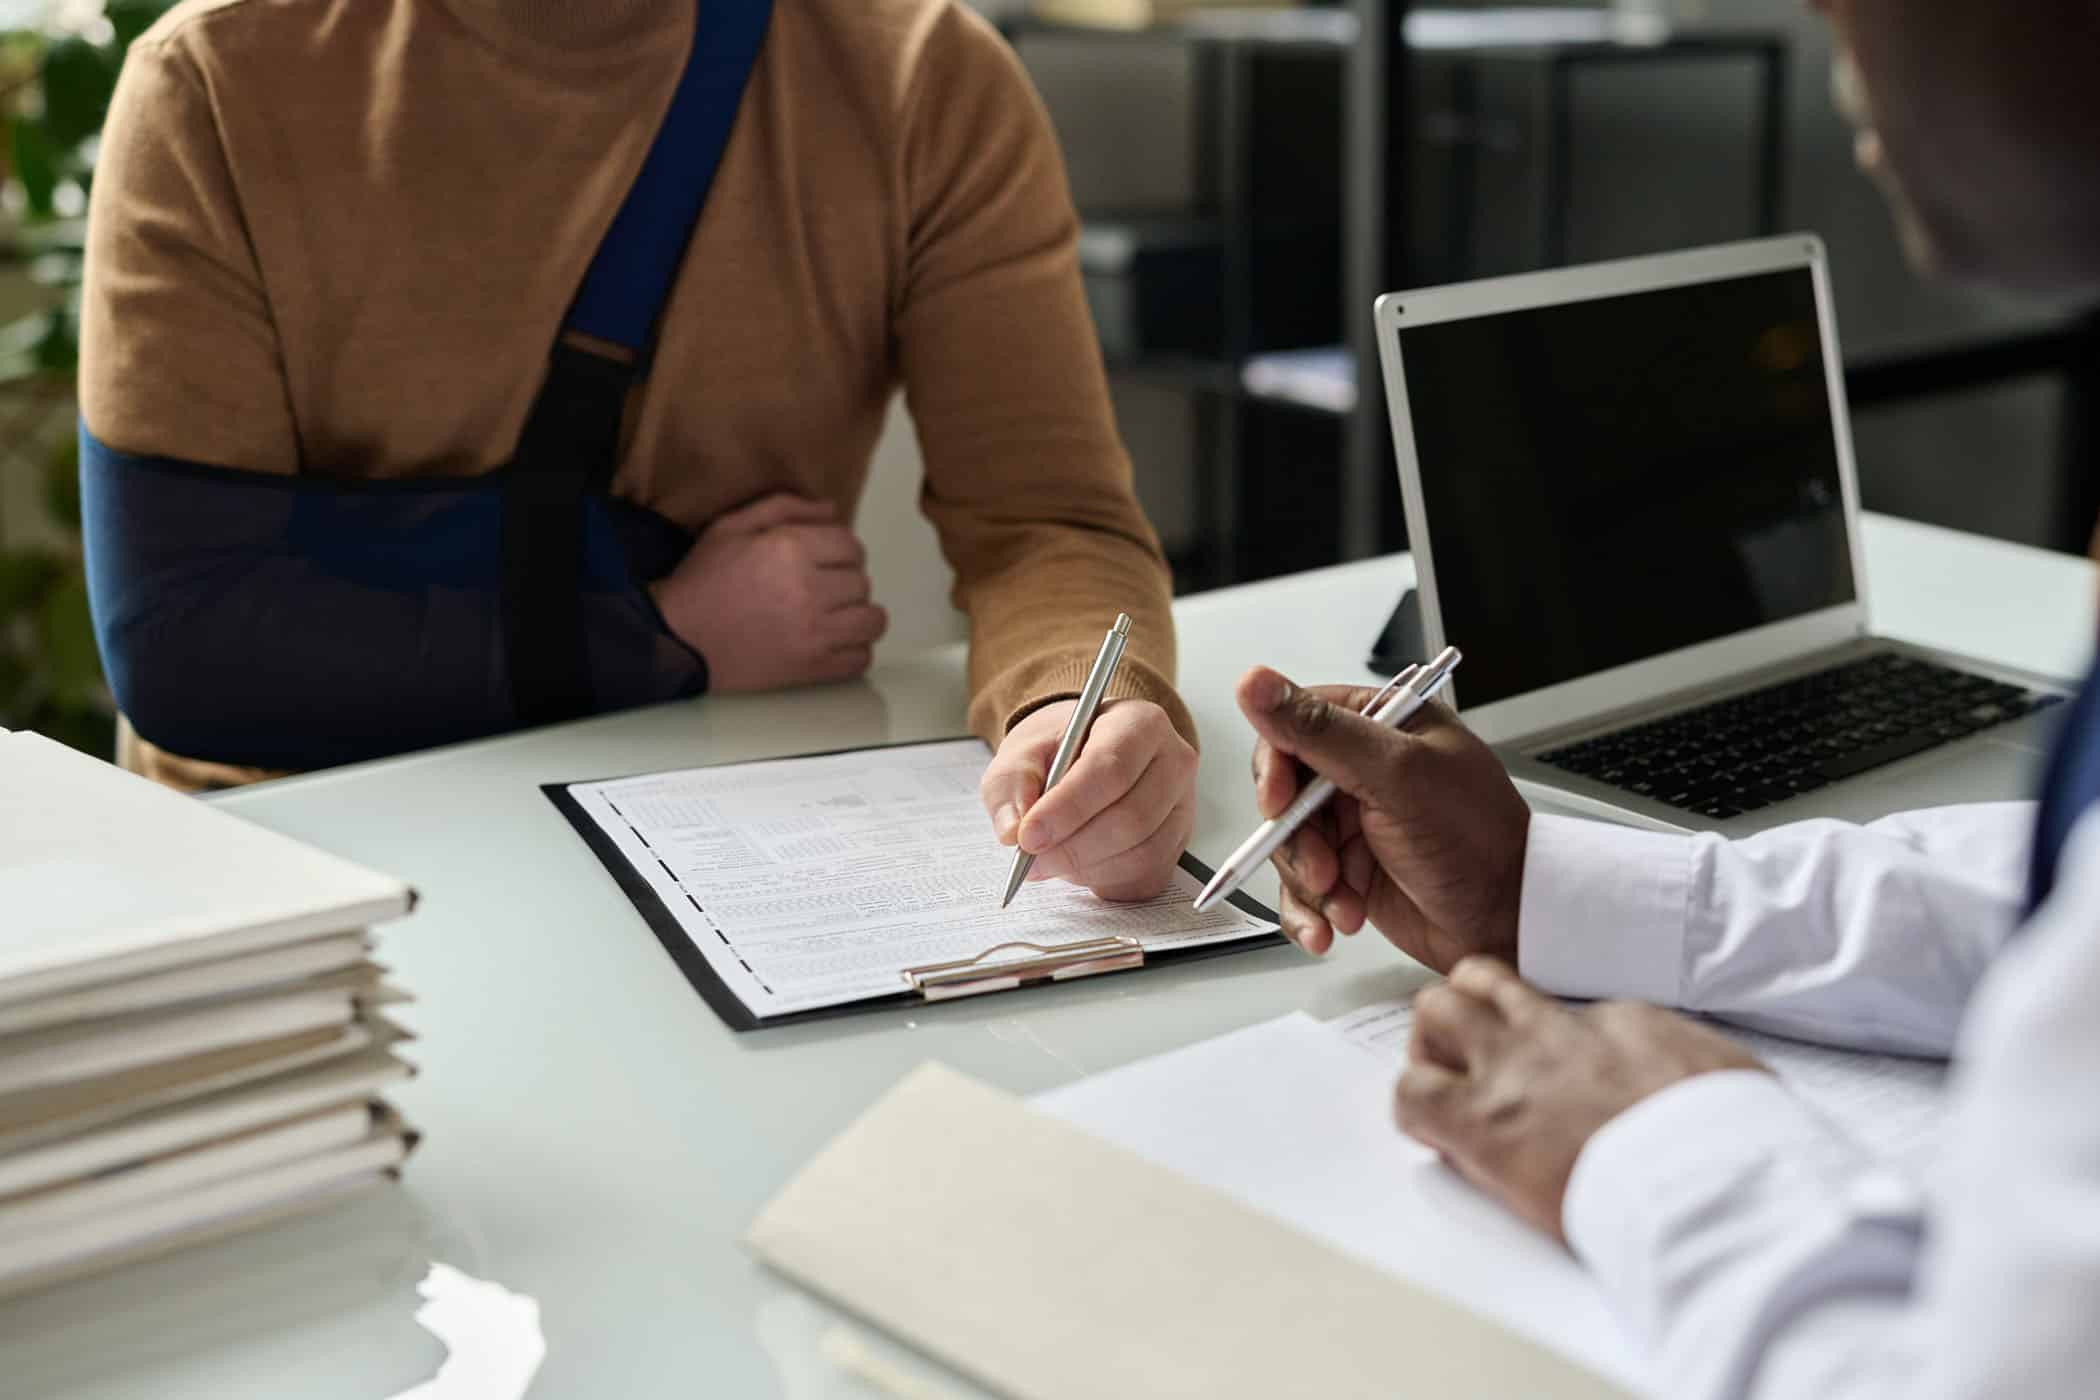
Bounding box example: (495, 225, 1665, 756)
(651, 493, 889, 691)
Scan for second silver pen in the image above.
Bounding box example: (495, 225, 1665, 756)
(1193, 646, 1462, 915)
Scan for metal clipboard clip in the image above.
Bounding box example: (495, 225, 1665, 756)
(903, 936, 1144, 1002)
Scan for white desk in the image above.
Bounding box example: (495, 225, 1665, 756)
(3, 514, 2091, 1399)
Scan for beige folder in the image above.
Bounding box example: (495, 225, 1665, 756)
(747, 1063, 1632, 1400)
(0, 1016, 407, 1155)
(0, 1107, 414, 1298)
(0, 934, 374, 1037)
(0, 1047, 412, 1199)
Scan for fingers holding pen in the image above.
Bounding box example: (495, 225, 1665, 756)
(1278, 883, 1335, 957)
(1249, 734, 1301, 821)
(1261, 764, 1385, 932)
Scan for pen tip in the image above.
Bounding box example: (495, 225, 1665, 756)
(1000, 853, 1031, 909)
(1193, 864, 1240, 914)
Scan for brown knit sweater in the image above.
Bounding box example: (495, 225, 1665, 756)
(81, 0, 1188, 790)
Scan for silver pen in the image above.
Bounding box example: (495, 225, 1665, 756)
(1193, 646, 1463, 915)
(1001, 613, 1133, 908)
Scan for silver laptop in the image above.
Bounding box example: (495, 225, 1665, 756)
(1372, 234, 2069, 835)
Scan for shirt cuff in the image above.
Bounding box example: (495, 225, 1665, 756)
(1517, 814, 1695, 1005)
(1563, 1070, 1907, 1311)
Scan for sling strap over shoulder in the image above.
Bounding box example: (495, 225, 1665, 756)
(503, 0, 774, 727)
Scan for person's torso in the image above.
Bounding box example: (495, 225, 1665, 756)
(168, 0, 935, 530)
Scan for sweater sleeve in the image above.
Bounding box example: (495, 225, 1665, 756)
(77, 37, 703, 780)
(80, 33, 299, 473)
(891, 7, 1193, 749)
(79, 33, 301, 786)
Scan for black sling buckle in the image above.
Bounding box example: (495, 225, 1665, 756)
(493, 0, 771, 731)
(501, 342, 638, 727)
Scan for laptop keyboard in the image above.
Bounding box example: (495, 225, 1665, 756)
(1537, 653, 2062, 820)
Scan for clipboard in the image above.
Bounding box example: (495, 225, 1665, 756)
(544, 738, 1285, 1032)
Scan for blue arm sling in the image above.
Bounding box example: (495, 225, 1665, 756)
(80, 0, 772, 771)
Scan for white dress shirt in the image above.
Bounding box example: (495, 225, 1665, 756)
(1516, 803, 2100, 1399)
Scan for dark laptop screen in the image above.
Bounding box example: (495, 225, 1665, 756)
(1396, 266, 1856, 709)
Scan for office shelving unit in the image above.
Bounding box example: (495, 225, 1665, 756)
(1846, 317, 2100, 556)
(1003, 4, 1791, 588)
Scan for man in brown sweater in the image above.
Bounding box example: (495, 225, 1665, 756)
(80, 0, 1198, 900)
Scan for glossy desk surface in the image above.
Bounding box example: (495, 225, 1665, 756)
(5, 514, 2092, 1398)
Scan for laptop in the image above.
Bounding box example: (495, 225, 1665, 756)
(1371, 234, 2069, 835)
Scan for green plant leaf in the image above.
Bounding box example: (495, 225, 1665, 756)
(32, 301, 77, 373)
(39, 37, 118, 153)
(28, 248, 82, 286)
(0, 309, 46, 358)
(10, 114, 58, 219)
(109, 2, 176, 52)
(43, 431, 81, 529)
(35, 571, 103, 705)
(9, 218, 89, 257)
(0, 547, 62, 619)
(27, 696, 113, 759)
(0, 646, 30, 717)
(0, 307, 68, 384)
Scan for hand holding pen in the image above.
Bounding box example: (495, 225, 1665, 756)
(984, 614, 1200, 906)
(1220, 651, 1534, 966)
(1196, 651, 1458, 913)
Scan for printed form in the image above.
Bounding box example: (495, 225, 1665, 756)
(562, 739, 1279, 1020)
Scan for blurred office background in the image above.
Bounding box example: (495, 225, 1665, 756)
(2, 0, 2094, 737)
(863, 0, 2095, 656)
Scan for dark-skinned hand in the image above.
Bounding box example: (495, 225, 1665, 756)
(1235, 667, 1531, 970)
(1399, 957, 1768, 1243)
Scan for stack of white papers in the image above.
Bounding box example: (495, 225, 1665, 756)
(0, 730, 419, 1298)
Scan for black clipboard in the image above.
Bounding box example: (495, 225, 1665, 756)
(544, 738, 1285, 1032)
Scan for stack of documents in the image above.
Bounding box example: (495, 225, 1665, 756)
(0, 729, 419, 1298)
(750, 1004, 1946, 1397)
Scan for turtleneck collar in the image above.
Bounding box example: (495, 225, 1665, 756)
(442, 0, 688, 57)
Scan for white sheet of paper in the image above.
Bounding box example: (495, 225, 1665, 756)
(1035, 1013, 1651, 1390)
(563, 739, 1278, 1019)
(1332, 1000, 1950, 1175)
